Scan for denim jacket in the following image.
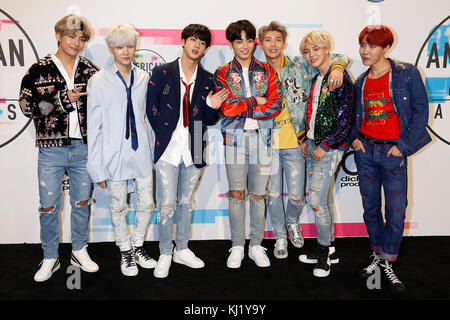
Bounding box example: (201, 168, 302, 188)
(349, 58, 431, 156)
(213, 56, 282, 147)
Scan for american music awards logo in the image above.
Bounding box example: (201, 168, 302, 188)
(0, 8, 38, 148)
(416, 15, 450, 145)
(134, 49, 166, 76)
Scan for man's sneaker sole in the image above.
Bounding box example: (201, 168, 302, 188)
(313, 268, 331, 277)
(70, 255, 99, 273)
(121, 267, 138, 277)
(299, 255, 339, 264)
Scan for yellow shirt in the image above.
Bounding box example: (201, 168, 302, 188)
(272, 68, 300, 149)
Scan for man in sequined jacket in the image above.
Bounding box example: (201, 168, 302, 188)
(299, 30, 354, 278)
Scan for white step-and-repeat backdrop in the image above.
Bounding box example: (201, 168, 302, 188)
(0, 0, 449, 244)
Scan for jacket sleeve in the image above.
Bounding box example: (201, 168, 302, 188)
(396, 66, 430, 156)
(18, 68, 36, 119)
(320, 73, 355, 151)
(86, 77, 110, 183)
(202, 75, 221, 126)
(251, 64, 282, 120)
(146, 68, 162, 133)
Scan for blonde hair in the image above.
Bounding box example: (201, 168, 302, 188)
(258, 21, 288, 43)
(300, 29, 332, 54)
(104, 24, 139, 48)
(54, 14, 92, 44)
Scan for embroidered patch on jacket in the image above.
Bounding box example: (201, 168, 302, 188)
(163, 84, 170, 95)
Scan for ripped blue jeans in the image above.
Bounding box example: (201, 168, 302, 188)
(154, 160, 202, 255)
(107, 173, 154, 252)
(37, 140, 92, 259)
(354, 140, 407, 262)
(267, 147, 305, 239)
(305, 139, 343, 247)
(225, 131, 272, 247)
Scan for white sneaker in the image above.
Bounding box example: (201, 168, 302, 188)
(273, 239, 288, 259)
(134, 246, 157, 269)
(154, 254, 172, 278)
(34, 258, 60, 282)
(249, 245, 270, 267)
(226, 246, 244, 269)
(120, 249, 138, 277)
(71, 245, 99, 272)
(173, 248, 205, 269)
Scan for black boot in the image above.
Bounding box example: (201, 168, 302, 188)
(380, 259, 406, 293)
(313, 244, 330, 277)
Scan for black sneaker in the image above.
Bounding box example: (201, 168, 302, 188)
(312, 245, 331, 277)
(380, 259, 406, 293)
(359, 252, 382, 279)
(299, 242, 339, 264)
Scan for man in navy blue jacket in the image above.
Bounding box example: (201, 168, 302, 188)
(146, 24, 228, 278)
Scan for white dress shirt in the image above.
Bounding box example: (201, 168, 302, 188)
(159, 59, 197, 167)
(51, 53, 82, 139)
(307, 73, 324, 140)
(86, 62, 153, 182)
(242, 67, 259, 130)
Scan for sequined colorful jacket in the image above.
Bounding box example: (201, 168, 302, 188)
(213, 56, 282, 147)
(19, 54, 98, 148)
(280, 54, 348, 144)
(349, 58, 431, 156)
(306, 69, 354, 151)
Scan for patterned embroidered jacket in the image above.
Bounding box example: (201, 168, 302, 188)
(19, 54, 99, 148)
(306, 68, 355, 151)
(280, 54, 348, 145)
(213, 56, 282, 147)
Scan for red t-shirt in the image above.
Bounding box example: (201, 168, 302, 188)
(359, 71, 401, 140)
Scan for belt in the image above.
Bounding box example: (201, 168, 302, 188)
(243, 129, 259, 133)
(359, 134, 397, 145)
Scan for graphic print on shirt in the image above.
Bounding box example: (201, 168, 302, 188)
(360, 72, 401, 140)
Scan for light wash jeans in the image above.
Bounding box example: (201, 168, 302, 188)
(154, 160, 202, 255)
(37, 140, 92, 259)
(107, 172, 153, 252)
(267, 147, 305, 239)
(305, 139, 343, 247)
(225, 131, 272, 247)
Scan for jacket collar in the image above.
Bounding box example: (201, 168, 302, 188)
(231, 55, 256, 71)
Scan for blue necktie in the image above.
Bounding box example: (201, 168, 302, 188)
(116, 69, 138, 151)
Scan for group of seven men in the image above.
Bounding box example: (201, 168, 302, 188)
(18, 15, 430, 294)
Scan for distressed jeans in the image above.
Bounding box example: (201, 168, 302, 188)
(267, 147, 305, 239)
(305, 139, 343, 247)
(354, 141, 407, 262)
(107, 173, 153, 252)
(154, 160, 202, 255)
(37, 140, 92, 259)
(225, 131, 272, 247)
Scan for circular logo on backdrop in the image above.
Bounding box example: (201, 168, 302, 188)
(415, 15, 450, 145)
(0, 9, 39, 148)
(134, 49, 166, 76)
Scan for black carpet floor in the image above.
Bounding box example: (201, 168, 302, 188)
(1, 236, 449, 313)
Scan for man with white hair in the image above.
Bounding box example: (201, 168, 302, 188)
(87, 24, 156, 276)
